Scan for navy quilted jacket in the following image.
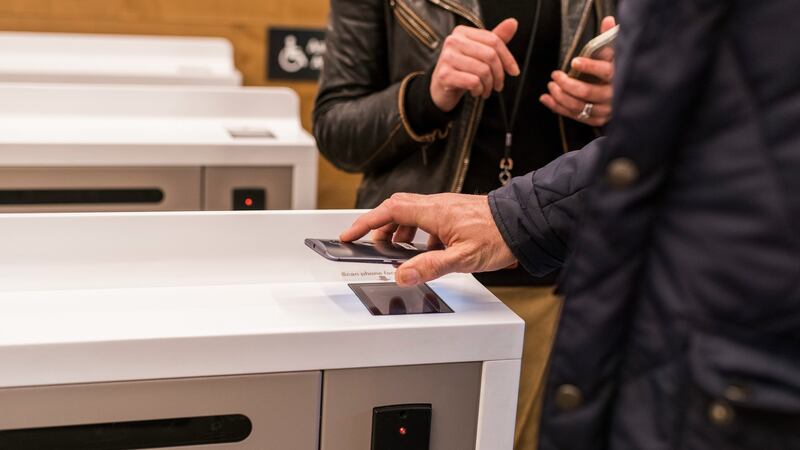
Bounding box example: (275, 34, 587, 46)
(489, 0, 800, 448)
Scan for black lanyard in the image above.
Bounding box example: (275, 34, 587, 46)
(497, 0, 544, 186)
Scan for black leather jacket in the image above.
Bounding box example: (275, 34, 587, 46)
(314, 0, 615, 208)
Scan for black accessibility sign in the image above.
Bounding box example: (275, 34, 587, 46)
(267, 27, 326, 81)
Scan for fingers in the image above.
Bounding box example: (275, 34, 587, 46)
(341, 208, 394, 242)
(446, 51, 495, 98)
(492, 18, 519, 44)
(596, 17, 617, 63)
(340, 193, 430, 243)
(552, 71, 612, 103)
(448, 34, 505, 91)
(547, 81, 611, 117)
(600, 16, 616, 33)
(546, 81, 586, 115)
(437, 67, 484, 98)
(456, 24, 519, 76)
(540, 91, 610, 127)
(396, 248, 464, 286)
(372, 222, 399, 242)
(571, 57, 614, 82)
(539, 93, 571, 118)
(430, 20, 521, 110)
(393, 225, 418, 243)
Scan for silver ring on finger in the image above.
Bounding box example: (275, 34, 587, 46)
(577, 102, 594, 121)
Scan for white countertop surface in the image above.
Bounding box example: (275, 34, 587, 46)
(0, 32, 241, 86)
(0, 211, 523, 388)
(0, 84, 316, 167)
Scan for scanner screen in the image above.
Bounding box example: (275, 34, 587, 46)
(349, 283, 453, 316)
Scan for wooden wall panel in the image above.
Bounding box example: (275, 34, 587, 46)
(0, 0, 361, 209)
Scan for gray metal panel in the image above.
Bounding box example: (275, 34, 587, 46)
(203, 167, 293, 210)
(0, 372, 321, 450)
(0, 167, 201, 212)
(321, 363, 482, 450)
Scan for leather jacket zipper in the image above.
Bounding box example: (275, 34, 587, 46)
(428, 0, 484, 192)
(451, 98, 482, 192)
(558, 0, 596, 153)
(391, 0, 441, 49)
(428, 0, 484, 28)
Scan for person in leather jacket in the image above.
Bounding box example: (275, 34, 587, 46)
(314, 1, 616, 448)
(314, 0, 615, 209)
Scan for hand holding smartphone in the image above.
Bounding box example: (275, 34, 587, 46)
(567, 24, 619, 84)
(305, 239, 428, 264)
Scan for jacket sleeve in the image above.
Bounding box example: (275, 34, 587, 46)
(488, 137, 605, 278)
(313, 0, 446, 174)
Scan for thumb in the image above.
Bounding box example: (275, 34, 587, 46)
(600, 16, 616, 33)
(492, 18, 518, 44)
(395, 249, 462, 286)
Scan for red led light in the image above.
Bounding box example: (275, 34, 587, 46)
(398, 427, 407, 436)
(244, 197, 254, 207)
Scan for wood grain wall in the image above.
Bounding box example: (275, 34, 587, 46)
(0, 0, 361, 209)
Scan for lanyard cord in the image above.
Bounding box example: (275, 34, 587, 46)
(497, 0, 544, 185)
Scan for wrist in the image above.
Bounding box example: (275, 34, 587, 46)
(430, 80, 459, 113)
(403, 71, 456, 138)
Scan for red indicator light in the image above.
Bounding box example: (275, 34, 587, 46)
(398, 427, 407, 436)
(244, 197, 254, 207)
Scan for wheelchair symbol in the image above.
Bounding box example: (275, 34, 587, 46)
(278, 35, 309, 73)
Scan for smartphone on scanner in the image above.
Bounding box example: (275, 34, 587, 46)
(305, 239, 428, 264)
(567, 24, 619, 83)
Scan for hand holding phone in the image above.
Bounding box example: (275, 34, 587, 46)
(539, 17, 617, 127)
(305, 239, 429, 264)
(567, 24, 619, 83)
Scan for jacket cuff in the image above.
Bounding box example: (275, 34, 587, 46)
(398, 71, 452, 143)
(488, 176, 567, 278)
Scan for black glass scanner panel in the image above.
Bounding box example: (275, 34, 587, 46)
(350, 282, 453, 316)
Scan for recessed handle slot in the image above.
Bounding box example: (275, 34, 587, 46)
(0, 189, 164, 205)
(0, 414, 252, 450)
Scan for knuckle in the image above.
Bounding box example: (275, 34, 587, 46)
(390, 192, 410, 202)
(442, 56, 457, 69)
(386, 194, 407, 209)
(383, 196, 399, 210)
